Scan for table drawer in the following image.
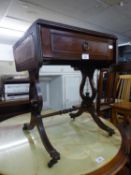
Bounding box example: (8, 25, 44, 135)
(41, 27, 114, 61)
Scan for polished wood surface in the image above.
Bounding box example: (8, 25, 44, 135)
(41, 27, 114, 61)
(13, 19, 117, 72)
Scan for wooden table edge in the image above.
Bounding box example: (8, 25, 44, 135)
(84, 137, 127, 175)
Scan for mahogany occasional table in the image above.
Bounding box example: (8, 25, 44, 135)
(13, 19, 117, 167)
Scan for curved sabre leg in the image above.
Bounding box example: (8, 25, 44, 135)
(23, 112, 36, 130)
(36, 114, 60, 167)
(88, 105, 115, 136)
(70, 67, 115, 136)
(70, 71, 86, 119)
(25, 69, 60, 167)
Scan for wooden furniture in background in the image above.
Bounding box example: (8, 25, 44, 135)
(110, 62, 131, 126)
(0, 76, 30, 122)
(96, 68, 116, 117)
(108, 62, 131, 175)
(0, 99, 30, 122)
(96, 62, 131, 174)
(0, 75, 29, 101)
(13, 19, 117, 167)
(111, 74, 131, 125)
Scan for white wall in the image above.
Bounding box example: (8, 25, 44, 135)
(0, 43, 13, 61)
(0, 43, 16, 75)
(0, 44, 28, 75)
(0, 61, 17, 75)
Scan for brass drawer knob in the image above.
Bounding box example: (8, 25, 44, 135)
(82, 41, 89, 51)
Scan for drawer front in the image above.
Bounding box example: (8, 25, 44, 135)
(41, 27, 115, 61)
(14, 34, 39, 71)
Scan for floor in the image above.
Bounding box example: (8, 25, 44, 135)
(0, 112, 122, 175)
